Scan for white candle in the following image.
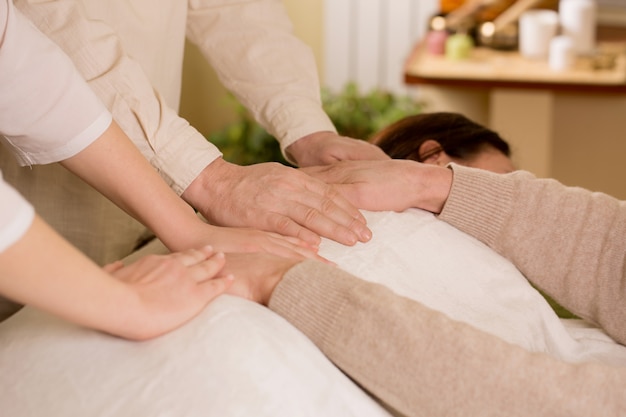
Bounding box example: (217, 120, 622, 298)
(549, 35, 575, 71)
(519, 10, 559, 60)
(559, 0, 597, 55)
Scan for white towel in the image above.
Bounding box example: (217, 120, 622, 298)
(321, 209, 626, 365)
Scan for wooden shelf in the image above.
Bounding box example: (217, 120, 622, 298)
(404, 41, 626, 93)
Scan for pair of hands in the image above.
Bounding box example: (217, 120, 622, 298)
(302, 159, 454, 214)
(287, 132, 452, 214)
(105, 247, 297, 340)
(180, 132, 388, 260)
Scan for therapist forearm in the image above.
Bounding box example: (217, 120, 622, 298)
(61, 121, 201, 250)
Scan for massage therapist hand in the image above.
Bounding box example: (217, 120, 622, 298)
(61, 123, 321, 262)
(180, 223, 329, 264)
(182, 157, 372, 248)
(0, 215, 233, 342)
(103, 246, 233, 340)
(302, 160, 453, 214)
(286, 131, 390, 167)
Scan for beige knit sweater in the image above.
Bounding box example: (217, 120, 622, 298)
(269, 165, 626, 417)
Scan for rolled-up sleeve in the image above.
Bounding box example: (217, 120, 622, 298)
(14, 0, 221, 195)
(0, 0, 110, 166)
(186, 0, 337, 158)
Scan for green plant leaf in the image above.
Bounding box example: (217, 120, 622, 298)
(207, 83, 423, 165)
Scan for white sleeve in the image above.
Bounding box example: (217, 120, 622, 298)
(0, 173, 34, 253)
(0, 0, 111, 166)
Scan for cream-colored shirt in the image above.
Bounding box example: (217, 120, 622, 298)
(15, 0, 337, 194)
(0, 0, 110, 252)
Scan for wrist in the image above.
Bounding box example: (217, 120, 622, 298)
(147, 203, 204, 252)
(96, 280, 153, 340)
(285, 131, 336, 166)
(409, 164, 453, 213)
(181, 157, 232, 219)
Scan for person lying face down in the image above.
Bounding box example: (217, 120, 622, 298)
(371, 111, 515, 174)
(226, 156, 626, 416)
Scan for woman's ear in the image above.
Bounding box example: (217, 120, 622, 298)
(418, 140, 444, 164)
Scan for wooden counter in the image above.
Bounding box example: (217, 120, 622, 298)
(405, 41, 626, 92)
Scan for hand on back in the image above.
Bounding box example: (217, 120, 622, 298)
(286, 131, 390, 167)
(177, 222, 330, 263)
(104, 246, 233, 340)
(302, 159, 453, 214)
(182, 158, 373, 248)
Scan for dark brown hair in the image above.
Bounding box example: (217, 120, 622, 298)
(371, 112, 510, 162)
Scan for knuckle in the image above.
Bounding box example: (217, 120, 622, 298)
(303, 207, 321, 224)
(271, 214, 295, 235)
(318, 197, 336, 215)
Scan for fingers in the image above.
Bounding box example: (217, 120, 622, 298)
(189, 161, 371, 247)
(199, 225, 322, 260)
(164, 246, 230, 283)
(263, 232, 333, 264)
(264, 214, 322, 247)
(313, 180, 367, 225)
(195, 274, 235, 301)
(277, 181, 372, 246)
(102, 260, 124, 273)
(265, 204, 369, 247)
(273, 232, 320, 251)
(266, 167, 371, 245)
(110, 247, 237, 340)
(169, 245, 217, 267)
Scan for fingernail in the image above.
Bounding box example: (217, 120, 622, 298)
(345, 234, 358, 246)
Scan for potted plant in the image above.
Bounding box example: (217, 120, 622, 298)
(208, 83, 423, 166)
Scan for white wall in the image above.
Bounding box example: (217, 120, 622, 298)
(322, 0, 439, 94)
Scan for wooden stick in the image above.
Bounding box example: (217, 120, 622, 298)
(445, 0, 495, 29)
(493, 0, 545, 31)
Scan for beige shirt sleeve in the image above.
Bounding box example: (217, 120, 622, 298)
(14, 0, 221, 195)
(270, 260, 626, 417)
(439, 165, 626, 345)
(185, 0, 337, 158)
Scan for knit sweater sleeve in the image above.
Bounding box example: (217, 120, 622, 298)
(439, 165, 626, 345)
(268, 260, 626, 417)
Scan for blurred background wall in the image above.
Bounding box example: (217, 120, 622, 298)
(179, 0, 327, 137)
